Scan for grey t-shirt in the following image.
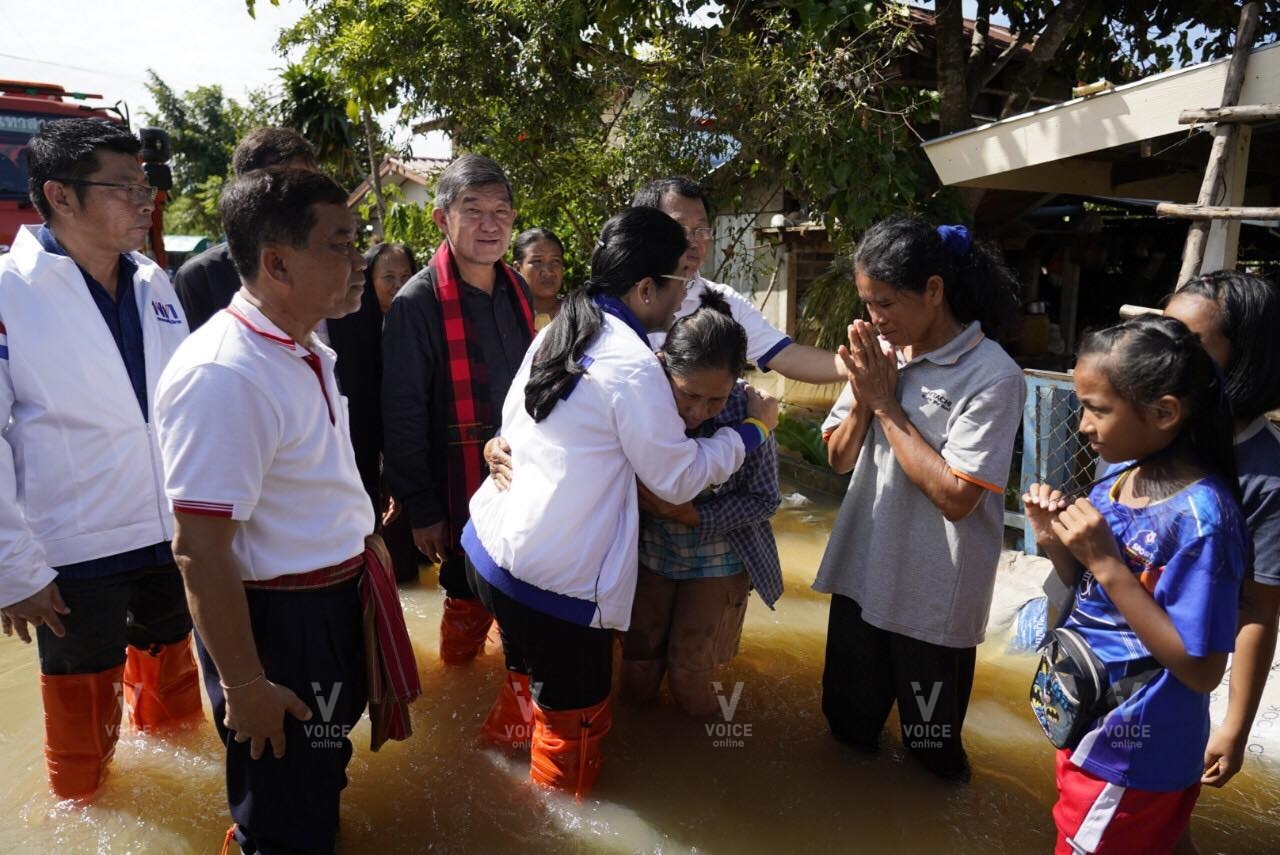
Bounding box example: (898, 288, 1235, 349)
(814, 322, 1025, 648)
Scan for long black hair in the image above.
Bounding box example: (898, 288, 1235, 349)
(661, 290, 746, 380)
(1170, 269, 1280, 422)
(1078, 314, 1239, 502)
(524, 207, 687, 421)
(853, 215, 1022, 344)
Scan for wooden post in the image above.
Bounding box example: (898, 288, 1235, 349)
(1175, 2, 1261, 288)
(1203, 125, 1253, 271)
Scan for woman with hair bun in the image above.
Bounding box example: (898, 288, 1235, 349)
(817, 215, 1024, 782)
(621, 290, 784, 718)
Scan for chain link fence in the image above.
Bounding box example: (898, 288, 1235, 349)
(1013, 370, 1102, 555)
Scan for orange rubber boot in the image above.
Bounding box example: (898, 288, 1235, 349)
(529, 697, 613, 800)
(439, 596, 493, 665)
(122, 636, 203, 730)
(40, 664, 125, 799)
(480, 671, 535, 750)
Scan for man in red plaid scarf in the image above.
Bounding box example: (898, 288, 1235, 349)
(382, 155, 535, 665)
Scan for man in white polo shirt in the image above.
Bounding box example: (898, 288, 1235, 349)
(632, 177, 847, 383)
(155, 168, 418, 853)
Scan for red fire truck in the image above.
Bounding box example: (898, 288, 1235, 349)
(0, 80, 171, 266)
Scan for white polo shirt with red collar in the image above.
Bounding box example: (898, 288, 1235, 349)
(154, 292, 374, 580)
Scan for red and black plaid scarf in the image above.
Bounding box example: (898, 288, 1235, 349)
(432, 239, 534, 549)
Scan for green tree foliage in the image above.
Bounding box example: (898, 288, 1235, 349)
(276, 0, 940, 315)
(143, 72, 277, 237)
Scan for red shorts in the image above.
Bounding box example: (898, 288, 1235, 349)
(1052, 749, 1200, 854)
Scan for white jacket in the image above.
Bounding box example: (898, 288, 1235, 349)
(0, 225, 188, 607)
(466, 313, 750, 630)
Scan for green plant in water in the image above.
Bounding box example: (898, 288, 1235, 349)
(775, 412, 828, 468)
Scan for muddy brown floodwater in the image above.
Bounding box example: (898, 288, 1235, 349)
(1, 480, 1277, 853)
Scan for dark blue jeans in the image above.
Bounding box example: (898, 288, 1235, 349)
(197, 578, 368, 855)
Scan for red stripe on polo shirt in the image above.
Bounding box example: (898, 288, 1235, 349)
(225, 306, 297, 349)
(173, 499, 235, 517)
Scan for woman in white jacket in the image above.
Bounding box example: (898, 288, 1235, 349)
(462, 206, 778, 798)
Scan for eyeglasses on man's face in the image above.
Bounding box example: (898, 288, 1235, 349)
(54, 177, 158, 206)
(683, 226, 713, 241)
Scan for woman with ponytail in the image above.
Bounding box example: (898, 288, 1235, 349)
(461, 207, 779, 798)
(816, 215, 1025, 782)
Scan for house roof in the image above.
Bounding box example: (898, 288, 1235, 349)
(921, 41, 1280, 199)
(347, 156, 450, 207)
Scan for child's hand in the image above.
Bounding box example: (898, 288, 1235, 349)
(1051, 498, 1122, 575)
(1022, 483, 1068, 547)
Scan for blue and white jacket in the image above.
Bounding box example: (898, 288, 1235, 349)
(464, 303, 761, 630)
(0, 225, 188, 606)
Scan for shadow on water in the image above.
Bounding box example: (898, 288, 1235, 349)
(0, 480, 1277, 853)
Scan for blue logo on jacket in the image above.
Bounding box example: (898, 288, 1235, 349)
(152, 301, 182, 324)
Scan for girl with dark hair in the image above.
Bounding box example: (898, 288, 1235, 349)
(461, 207, 779, 798)
(1024, 314, 1247, 854)
(365, 242, 417, 315)
(512, 227, 565, 329)
(621, 292, 784, 717)
(816, 216, 1025, 782)
(1163, 272, 1280, 831)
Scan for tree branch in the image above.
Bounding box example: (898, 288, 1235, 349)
(999, 0, 1089, 119)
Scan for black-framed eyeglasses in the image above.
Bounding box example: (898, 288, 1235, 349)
(53, 178, 157, 205)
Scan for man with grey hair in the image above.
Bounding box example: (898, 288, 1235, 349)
(382, 154, 535, 665)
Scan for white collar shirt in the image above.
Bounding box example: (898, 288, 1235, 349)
(155, 293, 374, 580)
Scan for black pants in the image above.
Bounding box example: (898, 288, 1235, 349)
(439, 554, 474, 600)
(197, 579, 368, 855)
(822, 595, 976, 782)
(36, 563, 192, 675)
(466, 559, 613, 710)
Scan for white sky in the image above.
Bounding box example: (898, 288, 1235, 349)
(0, 0, 450, 157)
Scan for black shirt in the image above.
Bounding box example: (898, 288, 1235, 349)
(173, 242, 240, 331)
(462, 276, 531, 421)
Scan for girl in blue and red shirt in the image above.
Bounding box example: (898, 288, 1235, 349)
(1024, 314, 1248, 854)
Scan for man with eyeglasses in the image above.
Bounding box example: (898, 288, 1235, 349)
(0, 118, 200, 799)
(382, 154, 536, 665)
(633, 177, 847, 383)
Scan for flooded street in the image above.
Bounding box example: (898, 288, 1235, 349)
(1, 481, 1277, 853)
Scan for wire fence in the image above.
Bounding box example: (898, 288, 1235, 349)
(1013, 370, 1102, 555)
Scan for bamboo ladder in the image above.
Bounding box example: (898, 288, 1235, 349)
(1157, 2, 1276, 287)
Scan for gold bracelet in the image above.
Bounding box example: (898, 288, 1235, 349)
(220, 671, 265, 692)
(743, 417, 770, 439)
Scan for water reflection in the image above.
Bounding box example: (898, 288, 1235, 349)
(0, 482, 1276, 853)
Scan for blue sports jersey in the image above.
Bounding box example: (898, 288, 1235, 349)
(1065, 467, 1246, 791)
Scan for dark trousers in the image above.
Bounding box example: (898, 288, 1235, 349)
(466, 559, 613, 710)
(439, 554, 474, 599)
(822, 595, 976, 782)
(37, 563, 192, 675)
(197, 579, 368, 855)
